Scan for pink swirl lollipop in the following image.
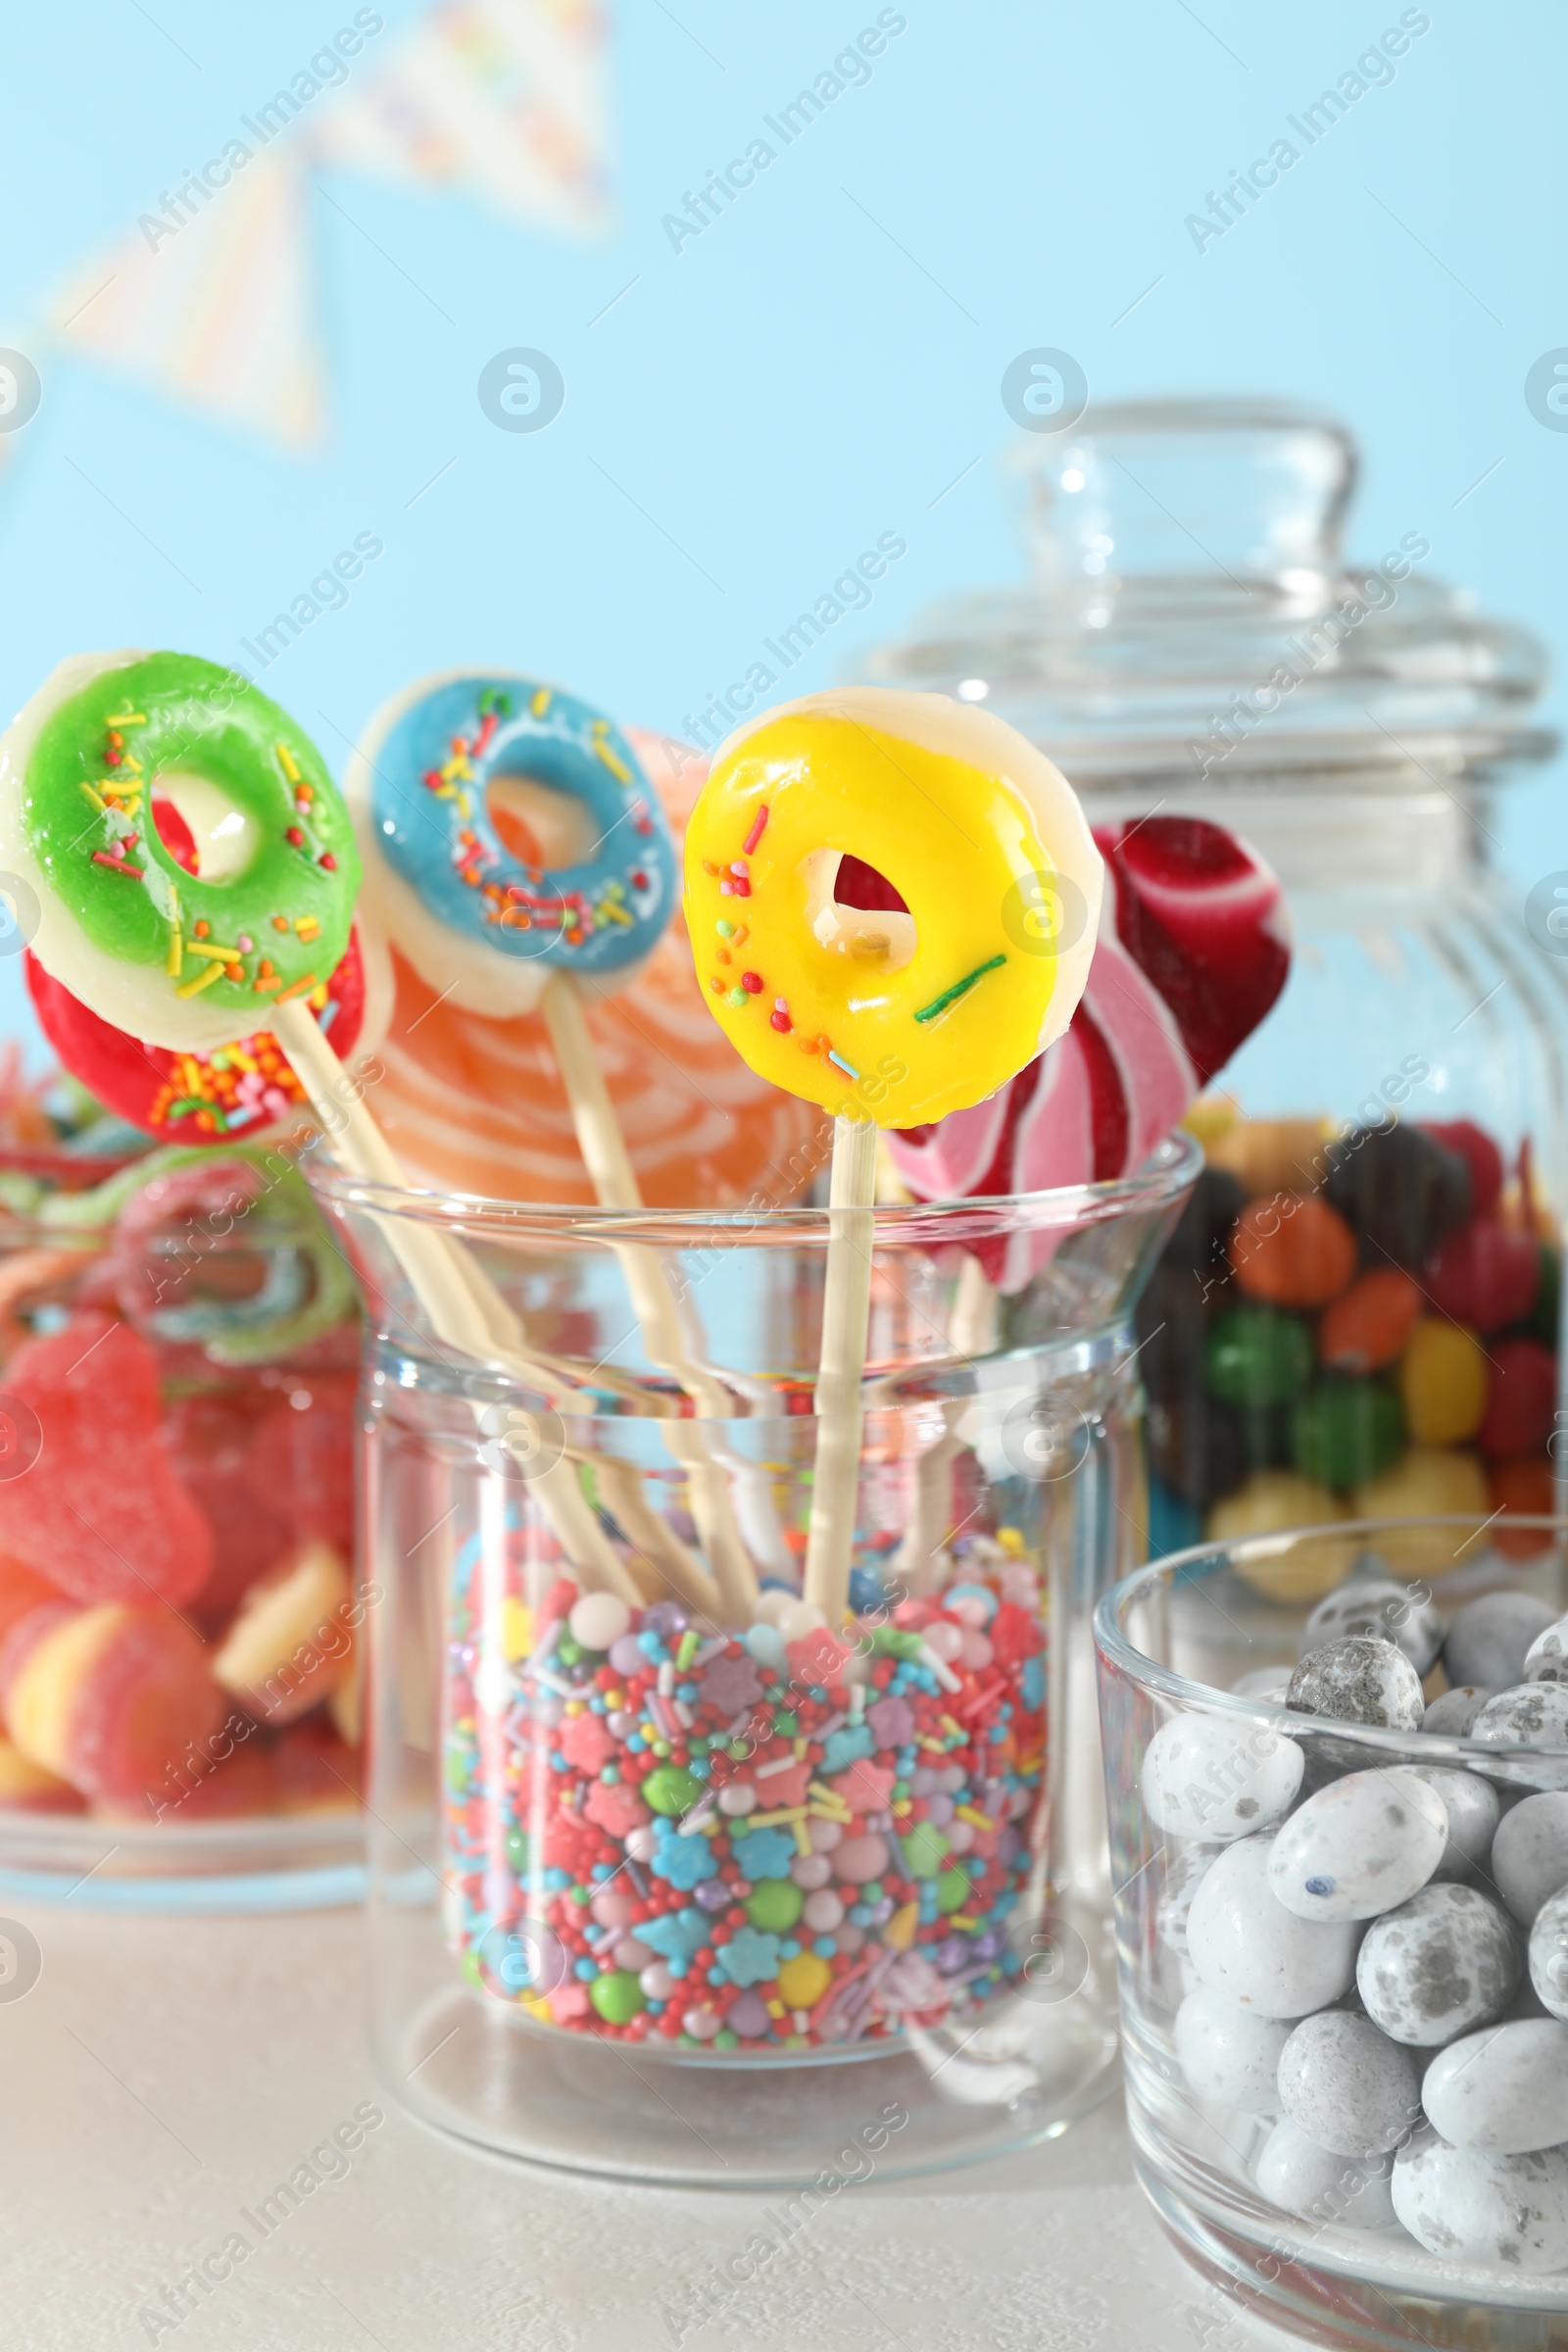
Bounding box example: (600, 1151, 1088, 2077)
(888, 816, 1289, 1284)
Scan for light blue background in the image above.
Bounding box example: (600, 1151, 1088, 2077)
(1, 0, 1561, 1054)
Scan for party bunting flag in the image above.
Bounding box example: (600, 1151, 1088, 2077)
(42, 0, 612, 449)
(312, 0, 613, 236)
(49, 153, 325, 450)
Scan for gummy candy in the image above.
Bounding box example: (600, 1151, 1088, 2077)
(5, 1600, 224, 1808)
(0, 1314, 214, 1607)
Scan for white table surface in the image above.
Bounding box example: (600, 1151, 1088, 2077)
(2, 1898, 1286, 2351)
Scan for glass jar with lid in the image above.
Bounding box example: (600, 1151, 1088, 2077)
(863, 398, 1566, 1576)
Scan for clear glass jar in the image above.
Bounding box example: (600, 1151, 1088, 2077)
(310, 1139, 1197, 2184)
(0, 1149, 364, 1908)
(1097, 1518, 1568, 2348)
(863, 398, 1568, 1564)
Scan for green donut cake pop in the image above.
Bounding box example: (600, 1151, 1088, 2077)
(0, 652, 360, 1053)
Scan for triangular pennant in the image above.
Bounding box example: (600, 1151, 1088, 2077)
(309, 0, 612, 234)
(48, 151, 325, 450)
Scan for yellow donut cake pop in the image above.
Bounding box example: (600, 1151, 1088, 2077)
(683, 687, 1103, 1129)
(687, 687, 1104, 1621)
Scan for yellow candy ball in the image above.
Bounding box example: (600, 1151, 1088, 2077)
(1206, 1469, 1356, 1601)
(1351, 1446, 1490, 1576)
(1399, 1319, 1488, 1446)
(777, 1952, 832, 2011)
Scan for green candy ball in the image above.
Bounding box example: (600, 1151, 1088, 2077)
(900, 1822, 951, 1881)
(935, 1866, 972, 1915)
(589, 1971, 646, 2025)
(1291, 1378, 1403, 1490)
(745, 1880, 804, 1934)
(1532, 1244, 1561, 1349)
(1204, 1305, 1314, 1410)
(642, 1764, 703, 1817)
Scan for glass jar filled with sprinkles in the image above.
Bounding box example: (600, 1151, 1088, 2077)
(863, 397, 1568, 1566)
(315, 1140, 1195, 2185)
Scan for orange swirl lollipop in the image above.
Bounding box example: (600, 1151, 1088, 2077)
(368, 731, 827, 1206)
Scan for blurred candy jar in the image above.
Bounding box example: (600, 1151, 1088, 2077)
(866, 397, 1568, 1571)
(0, 1111, 364, 1905)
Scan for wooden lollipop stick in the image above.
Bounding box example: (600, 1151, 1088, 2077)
(540, 973, 760, 1625)
(803, 1113, 879, 1622)
(587, 1454, 723, 1620)
(274, 999, 640, 1603)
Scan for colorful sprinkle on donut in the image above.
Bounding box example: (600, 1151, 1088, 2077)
(348, 673, 677, 1016)
(0, 653, 360, 1054)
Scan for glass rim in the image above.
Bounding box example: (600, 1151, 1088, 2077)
(1095, 1514, 1568, 1764)
(302, 1126, 1201, 1243)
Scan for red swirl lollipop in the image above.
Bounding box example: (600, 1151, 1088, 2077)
(25, 921, 386, 1146)
(888, 816, 1289, 1282)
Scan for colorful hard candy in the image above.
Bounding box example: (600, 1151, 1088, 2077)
(1204, 1306, 1314, 1411)
(1492, 1457, 1557, 1558)
(1290, 1377, 1402, 1490)
(1398, 1319, 1488, 1446)
(1323, 1122, 1471, 1268)
(1478, 1338, 1557, 1463)
(1425, 1218, 1540, 1332)
(1316, 1268, 1421, 1374)
(1229, 1195, 1356, 1310)
(1421, 1118, 1503, 1220)
(1350, 1447, 1489, 1575)
(1146, 1387, 1250, 1512)
(1205, 1118, 1329, 1200)
(1207, 1472, 1354, 1600)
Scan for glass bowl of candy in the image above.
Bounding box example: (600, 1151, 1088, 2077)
(311, 1135, 1199, 2184)
(0, 1142, 365, 1905)
(860, 396, 1568, 1565)
(1097, 1515, 1568, 2347)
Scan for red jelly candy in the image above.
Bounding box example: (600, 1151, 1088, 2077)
(244, 1373, 357, 1556)
(1425, 1219, 1540, 1332)
(5, 1601, 224, 1808)
(1478, 1337, 1557, 1462)
(160, 1740, 280, 1822)
(273, 1716, 361, 1811)
(161, 1394, 292, 1621)
(0, 1314, 214, 1607)
(0, 1553, 65, 1648)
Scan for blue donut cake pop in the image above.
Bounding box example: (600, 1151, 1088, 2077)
(347, 671, 677, 1014)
